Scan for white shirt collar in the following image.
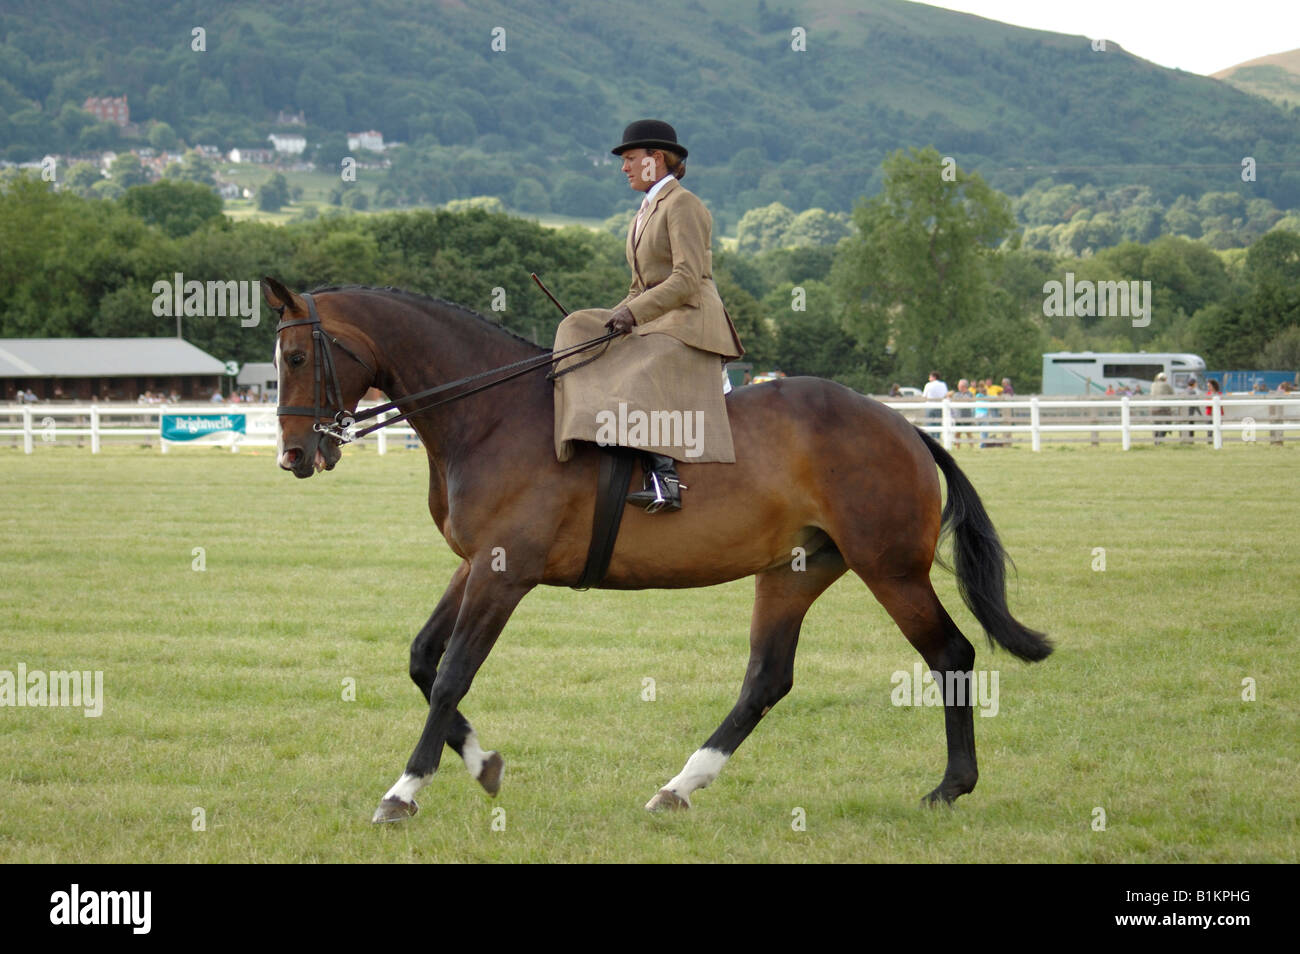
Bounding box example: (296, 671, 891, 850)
(642, 174, 674, 205)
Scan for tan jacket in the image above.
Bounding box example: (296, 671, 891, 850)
(616, 177, 745, 361)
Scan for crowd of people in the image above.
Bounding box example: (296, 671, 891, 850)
(915, 373, 1017, 448)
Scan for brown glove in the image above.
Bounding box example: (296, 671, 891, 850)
(605, 305, 636, 335)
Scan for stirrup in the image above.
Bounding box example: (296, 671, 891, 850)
(628, 471, 683, 513)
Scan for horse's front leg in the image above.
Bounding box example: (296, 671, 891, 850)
(373, 567, 531, 823)
(409, 561, 504, 796)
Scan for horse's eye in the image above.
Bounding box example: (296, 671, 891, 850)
(288, 353, 306, 368)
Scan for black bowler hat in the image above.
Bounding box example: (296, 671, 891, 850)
(610, 119, 688, 159)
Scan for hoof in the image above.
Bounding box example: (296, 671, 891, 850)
(478, 751, 504, 797)
(645, 789, 690, 812)
(372, 796, 418, 824)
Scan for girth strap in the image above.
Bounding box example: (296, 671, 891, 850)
(572, 447, 638, 590)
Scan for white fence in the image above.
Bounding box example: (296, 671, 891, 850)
(3, 396, 1298, 454)
(884, 395, 1300, 450)
(0, 403, 421, 454)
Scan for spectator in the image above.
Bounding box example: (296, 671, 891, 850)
(1184, 376, 1201, 440)
(1151, 371, 1174, 444)
(1001, 378, 1014, 396)
(922, 371, 948, 425)
(1204, 378, 1222, 443)
(974, 381, 991, 447)
(952, 378, 973, 448)
(889, 383, 902, 398)
(210, 389, 224, 403)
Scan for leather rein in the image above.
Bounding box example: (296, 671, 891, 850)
(273, 293, 619, 444)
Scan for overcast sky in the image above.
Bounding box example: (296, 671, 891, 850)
(920, 0, 1299, 75)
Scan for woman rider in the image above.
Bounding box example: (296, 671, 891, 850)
(551, 120, 745, 512)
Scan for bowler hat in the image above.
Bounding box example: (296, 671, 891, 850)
(611, 119, 688, 159)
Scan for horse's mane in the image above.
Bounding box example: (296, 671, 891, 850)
(307, 284, 546, 353)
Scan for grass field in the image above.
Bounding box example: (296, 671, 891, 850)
(1, 442, 1296, 863)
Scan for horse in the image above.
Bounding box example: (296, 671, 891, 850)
(262, 278, 1051, 823)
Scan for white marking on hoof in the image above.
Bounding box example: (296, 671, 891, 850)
(658, 747, 729, 805)
(372, 797, 418, 823)
(645, 789, 690, 811)
(383, 771, 432, 805)
(461, 729, 487, 779)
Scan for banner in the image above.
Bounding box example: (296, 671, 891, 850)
(161, 413, 247, 443)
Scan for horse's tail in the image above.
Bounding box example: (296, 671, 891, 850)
(914, 427, 1052, 663)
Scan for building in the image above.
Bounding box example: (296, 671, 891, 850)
(236, 362, 277, 400)
(82, 96, 130, 127)
(275, 109, 306, 126)
(229, 147, 273, 164)
(347, 130, 384, 152)
(268, 133, 306, 155)
(0, 338, 229, 402)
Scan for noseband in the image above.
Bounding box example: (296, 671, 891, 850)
(274, 293, 374, 443)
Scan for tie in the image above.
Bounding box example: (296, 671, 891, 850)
(634, 194, 650, 241)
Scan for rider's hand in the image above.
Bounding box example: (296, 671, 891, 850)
(605, 305, 636, 335)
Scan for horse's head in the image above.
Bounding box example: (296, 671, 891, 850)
(262, 277, 377, 479)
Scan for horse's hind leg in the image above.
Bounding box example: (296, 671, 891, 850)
(408, 560, 503, 797)
(646, 546, 847, 810)
(864, 573, 978, 805)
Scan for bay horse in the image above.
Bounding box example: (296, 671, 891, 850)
(262, 278, 1051, 823)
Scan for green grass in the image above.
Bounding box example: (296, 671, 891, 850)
(1, 442, 1296, 862)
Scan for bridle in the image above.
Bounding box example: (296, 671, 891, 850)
(273, 292, 620, 446)
(274, 293, 374, 443)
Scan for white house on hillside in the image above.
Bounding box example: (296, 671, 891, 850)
(347, 130, 384, 152)
(268, 133, 306, 154)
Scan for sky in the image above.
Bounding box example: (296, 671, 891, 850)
(919, 0, 1300, 75)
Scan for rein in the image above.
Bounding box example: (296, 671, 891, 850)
(274, 293, 619, 444)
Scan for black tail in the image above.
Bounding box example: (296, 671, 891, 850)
(915, 427, 1052, 663)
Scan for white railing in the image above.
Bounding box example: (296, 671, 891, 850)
(3, 396, 1297, 454)
(0, 403, 422, 454)
(880, 395, 1300, 450)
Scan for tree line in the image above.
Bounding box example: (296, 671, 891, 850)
(2, 147, 1298, 393)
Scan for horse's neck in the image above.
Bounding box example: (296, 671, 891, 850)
(371, 302, 549, 464)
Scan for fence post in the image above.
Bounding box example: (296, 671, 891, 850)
(1121, 396, 1131, 451)
(1212, 393, 1222, 449)
(377, 427, 387, 456)
(941, 398, 953, 451)
(22, 405, 33, 454)
(1030, 397, 1041, 452)
(91, 405, 101, 453)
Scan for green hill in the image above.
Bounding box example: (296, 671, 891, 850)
(2, 0, 1298, 223)
(1213, 48, 1300, 108)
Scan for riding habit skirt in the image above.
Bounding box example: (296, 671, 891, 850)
(551, 308, 737, 464)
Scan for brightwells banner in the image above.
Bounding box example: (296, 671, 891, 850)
(161, 413, 246, 443)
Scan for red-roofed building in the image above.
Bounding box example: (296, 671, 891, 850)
(83, 96, 130, 127)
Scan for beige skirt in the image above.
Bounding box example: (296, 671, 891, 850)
(552, 308, 736, 463)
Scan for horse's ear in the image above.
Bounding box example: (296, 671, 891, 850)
(261, 276, 296, 311)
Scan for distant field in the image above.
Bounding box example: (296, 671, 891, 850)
(1, 443, 1295, 862)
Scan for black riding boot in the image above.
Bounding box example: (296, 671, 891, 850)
(626, 453, 684, 513)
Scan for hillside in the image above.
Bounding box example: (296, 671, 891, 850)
(2, 0, 1298, 223)
(1212, 48, 1300, 107)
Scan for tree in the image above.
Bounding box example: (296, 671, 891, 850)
(62, 162, 103, 198)
(122, 179, 224, 237)
(831, 146, 1020, 387)
(258, 172, 290, 212)
(148, 122, 179, 152)
(313, 134, 350, 172)
(736, 202, 795, 254)
(110, 152, 150, 189)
